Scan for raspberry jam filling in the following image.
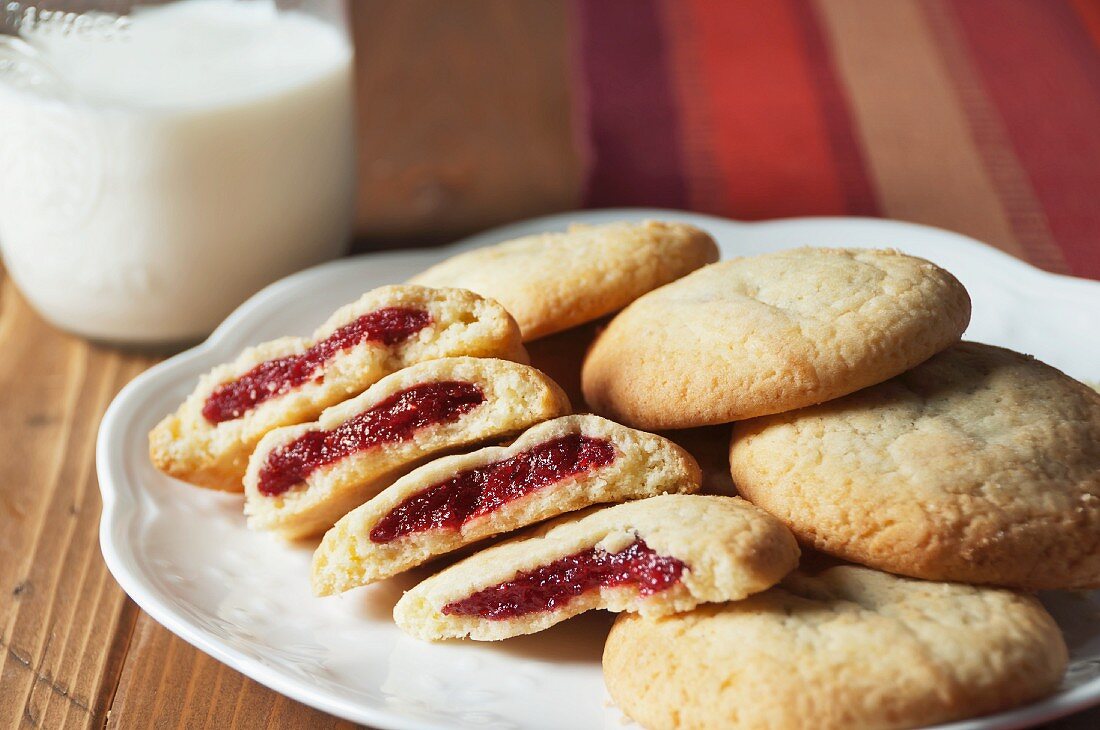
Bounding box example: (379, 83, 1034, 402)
(441, 538, 685, 620)
(369, 434, 617, 543)
(202, 307, 432, 424)
(257, 381, 484, 497)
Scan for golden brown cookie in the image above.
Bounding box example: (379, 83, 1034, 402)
(409, 220, 719, 340)
(393, 495, 799, 641)
(150, 285, 526, 491)
(311, 414, 701, 595)
(604, 565, 1067, 730)
(583, 248, 971, 429)
(731, 342, 1100, 590)
(243, 357, 569, 539)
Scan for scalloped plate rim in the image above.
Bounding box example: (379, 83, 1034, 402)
(98, 208, 1100, 730)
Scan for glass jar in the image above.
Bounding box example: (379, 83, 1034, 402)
(0, 0, 355, 347)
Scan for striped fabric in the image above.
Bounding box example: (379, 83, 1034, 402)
(571, 0, 1100, 279)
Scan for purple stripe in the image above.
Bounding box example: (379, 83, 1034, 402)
(573, 0, 688, 208)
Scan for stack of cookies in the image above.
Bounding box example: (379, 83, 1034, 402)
(583, 246, 1098, 729)
(150, 221, 1100, 730)
(152, 222, 797, 634)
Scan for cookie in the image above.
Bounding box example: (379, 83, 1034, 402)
(582, 248, 971, 429)
(312, 415, 702, 595)
(150, 285, 526, 491)
(730, 342, 1100, 590)
(392, 495, 799, 641)
(243, 357, 570, 539)
(603, 565, 1067, 730)
(409, 220, 718, 340)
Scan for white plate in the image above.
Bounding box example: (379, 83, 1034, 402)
(98, 210, 1100, 730)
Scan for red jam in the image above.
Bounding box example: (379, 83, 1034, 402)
(369, 434, 617, 543)
(202, 307, 432, 424)
(441, 539, 685, 620)
(256, 381, 484, 497)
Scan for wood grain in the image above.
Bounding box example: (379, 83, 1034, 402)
(107, 616, 356, 729)
(0, 270, 147, 728)
(0, 264, 359, 729)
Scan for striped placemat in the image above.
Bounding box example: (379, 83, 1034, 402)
(571, 0, 1100, 279)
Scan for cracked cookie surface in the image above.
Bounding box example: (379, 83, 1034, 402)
(409, 220, 718, 341)
(730, 342, 1100, 590)
(582, 248, 970, 428)
(605, 565, 1066, 730)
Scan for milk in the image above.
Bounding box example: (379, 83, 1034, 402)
(0, 0, 355, 344)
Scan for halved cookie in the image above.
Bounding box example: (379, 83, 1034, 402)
(604, 566, 1067, 730)
(243, 357, 570, 539)
(312, 415, 702, 595)
(150, 285, 526, 492)
(730, 342, 1100, 590)
(409, 220, 719, 340)
(582, 248, 971, 428)
(393, 494, 799, 641)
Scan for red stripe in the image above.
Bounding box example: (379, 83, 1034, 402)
(1070, 0, 1100, 51)
(683, 0, 850, 219)
(954, 0, 1100, 278)
(573, 0, 688, 208)
(1056, 0, 1100, 99)
(659, 0, 723, 214)
(791, 1, 880, 216)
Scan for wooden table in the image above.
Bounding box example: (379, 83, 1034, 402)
(0, 271, 364, 728)
(3, 1, 1100, 727)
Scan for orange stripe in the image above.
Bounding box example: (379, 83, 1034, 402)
(682, 0, 849, 218)
(922, 0, 1070, 274)
(952, 0, 1099, 277)
(814, 0, 1030, 262)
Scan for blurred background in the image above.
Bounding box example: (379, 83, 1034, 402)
(3, 0, 1098, 347)
(349, 0, 1099, 282)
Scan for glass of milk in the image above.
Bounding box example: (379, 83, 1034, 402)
(0, 0, 355, 347)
